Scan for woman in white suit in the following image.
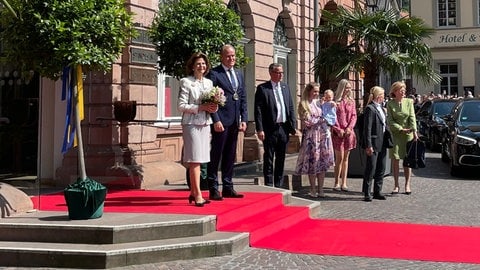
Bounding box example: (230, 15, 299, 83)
(178, 52, 218, 206)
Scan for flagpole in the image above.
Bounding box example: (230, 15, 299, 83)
(72, 68, 87, 180)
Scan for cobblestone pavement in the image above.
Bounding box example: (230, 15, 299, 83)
(11, 150, 480, 270)
(102, 150, 480, 270)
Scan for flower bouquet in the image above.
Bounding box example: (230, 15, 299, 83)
(201, 86, 226, 106)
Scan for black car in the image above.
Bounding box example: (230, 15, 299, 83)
(442, 98, 480, 176)
(416, 99, 456, 151)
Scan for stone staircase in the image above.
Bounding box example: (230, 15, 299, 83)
(0, 186, 320, 269)
(0, 211, 249, 268)
(0, 158, 321, 269)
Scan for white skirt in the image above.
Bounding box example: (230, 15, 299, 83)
(182, 124, 211, 163)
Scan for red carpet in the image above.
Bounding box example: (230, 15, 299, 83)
(33, 189, 480, 264)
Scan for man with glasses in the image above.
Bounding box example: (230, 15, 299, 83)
(254, 63, 297, 188)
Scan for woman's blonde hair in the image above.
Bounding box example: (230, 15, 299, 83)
(298, 82, 319, 118)
(334, 79, 353, 102)
(367, 86, 385, 104)
(389, 81, 406, 98)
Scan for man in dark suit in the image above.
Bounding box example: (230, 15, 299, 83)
(254, 63, 296, 188)
(362, 86, 387, 202)
(206, 44, 248, 200)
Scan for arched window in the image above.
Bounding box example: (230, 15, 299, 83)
(227, 0, 245, 31)
(273, 16, 291, 85)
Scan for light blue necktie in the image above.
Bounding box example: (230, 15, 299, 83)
(275, 83, 286, 123)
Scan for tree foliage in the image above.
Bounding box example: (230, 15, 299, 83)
(149, 0, 244, 78)
(0, 0, 136, 80)
(314, 7, 441, 101)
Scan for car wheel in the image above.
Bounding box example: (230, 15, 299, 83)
(450, 155, 461, 177)
(450, 165, 461, 177)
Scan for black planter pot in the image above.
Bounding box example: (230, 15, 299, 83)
(114, 101, 136, 123)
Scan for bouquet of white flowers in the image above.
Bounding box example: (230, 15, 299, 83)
(201, 86, 226, 106)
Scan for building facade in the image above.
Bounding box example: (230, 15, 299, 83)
(1, 0, 358, 188)
(411, 0, 480, 97)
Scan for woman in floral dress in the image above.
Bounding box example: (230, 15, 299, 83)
(295, 82, 335, 198)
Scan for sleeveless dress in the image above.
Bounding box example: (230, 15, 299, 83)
(295, 100, 335, 174)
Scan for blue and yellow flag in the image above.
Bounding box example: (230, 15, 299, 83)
(61, 65, 84, 153)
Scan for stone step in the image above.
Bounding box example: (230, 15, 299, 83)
(0, 211, 217, 244)
(0, 183, 321, 269)
(0, 211, 249, 268)
(0, 231, 249, 269)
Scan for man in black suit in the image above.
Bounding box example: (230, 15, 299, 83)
(206, 44, 248, 200)
(362, 86, 387, 202)
(254, 63, 296, 188)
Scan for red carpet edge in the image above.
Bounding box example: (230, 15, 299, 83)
(32, 189, 480, 264)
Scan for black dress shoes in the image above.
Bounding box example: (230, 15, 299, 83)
(222, 189, 244, 198)
(373, 194, 387, 200)
(364, 197, 372, 202)
(209, 190, 223, 201)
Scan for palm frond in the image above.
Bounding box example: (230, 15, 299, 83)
(313, 6, 440, 88)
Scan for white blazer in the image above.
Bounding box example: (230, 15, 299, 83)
(177, 76, 214, 125)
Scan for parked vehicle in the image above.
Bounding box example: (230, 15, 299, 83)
(442, 98, 480, 176)
(416, 99, 456, 151)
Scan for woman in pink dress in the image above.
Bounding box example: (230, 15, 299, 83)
(331, 79, 357, 191)
(295, 82, 335, 198)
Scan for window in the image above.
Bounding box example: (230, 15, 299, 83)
(399, 0, 410, 12)
(273, 17, 291, 85)
(157, 73, 181, 122)
(437, 0, 457, 27)
(439, 64, 458, 97)
(478, 0, 480, 25)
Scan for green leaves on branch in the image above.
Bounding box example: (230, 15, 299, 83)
(149, 0, 244, 78)
(0, 0, 136, 80)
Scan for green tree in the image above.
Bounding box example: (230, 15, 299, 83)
(0, 0, 135, 80)
(314, 7, 441, 106)
(0, 0, 136, 180)
(149, 0, 244, 78)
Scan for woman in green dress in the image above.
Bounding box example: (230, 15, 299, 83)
(386, 81, 419, 195)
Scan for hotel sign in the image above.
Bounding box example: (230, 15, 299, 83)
(428, 29, 480, 48)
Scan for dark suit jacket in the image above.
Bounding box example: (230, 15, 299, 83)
(206, 65, 247, 127)
(254, 81, 296, 135)
(362, 102, 385, 152)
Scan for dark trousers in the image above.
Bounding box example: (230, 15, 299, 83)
(263, 124, 289, 188)
(207, 124, 239, 192)
(362, 145, 387, 198)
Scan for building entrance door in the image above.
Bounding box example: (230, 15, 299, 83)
(0, 67, 39, 180)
